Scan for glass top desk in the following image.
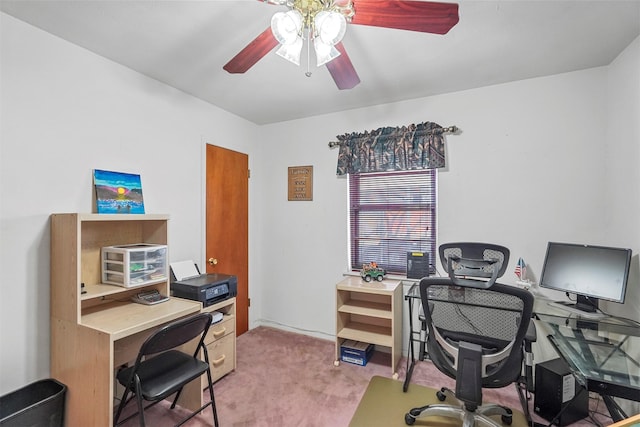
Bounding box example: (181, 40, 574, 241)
(534, 300, 640, 421)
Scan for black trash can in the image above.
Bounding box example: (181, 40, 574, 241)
(0, 379, 66, 427)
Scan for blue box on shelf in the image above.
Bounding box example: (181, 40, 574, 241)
(340, 340, 374, 366)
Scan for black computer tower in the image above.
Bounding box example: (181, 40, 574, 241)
(534, 358, 588, 426)
(407, 251, 430, 279)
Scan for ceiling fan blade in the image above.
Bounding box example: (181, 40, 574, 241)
(223, 27, 279, 74)
(326, 43, 360, 90)
(350, 0, 459, 34)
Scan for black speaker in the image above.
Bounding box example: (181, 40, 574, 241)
(407, 251, 430, 279)
(534, 358, 588, 426)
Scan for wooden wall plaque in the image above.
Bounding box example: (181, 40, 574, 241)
(288, 166, 313, 201)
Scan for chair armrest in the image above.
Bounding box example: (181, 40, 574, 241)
(525, 322, 537, 344)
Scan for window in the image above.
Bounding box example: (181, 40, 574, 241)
(349, 170, 437, 275)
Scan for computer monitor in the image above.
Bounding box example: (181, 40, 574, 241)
(539, 242, 632, 314)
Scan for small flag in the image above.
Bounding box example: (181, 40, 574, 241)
(515, 257, 526, 280)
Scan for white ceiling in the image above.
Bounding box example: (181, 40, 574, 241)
(2, 0, 639, 125)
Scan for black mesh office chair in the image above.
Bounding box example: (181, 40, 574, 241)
(415, 242, 512, 361)
(113, 312, 219, 427)
(405, 243, 534, 427)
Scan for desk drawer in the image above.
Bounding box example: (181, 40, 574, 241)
(204, 315, 234, 345)
(203, 333, 235, 385)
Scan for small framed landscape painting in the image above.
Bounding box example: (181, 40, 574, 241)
(93, 169, 145, 214)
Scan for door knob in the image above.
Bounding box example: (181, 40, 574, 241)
(208, 258, 218, 266)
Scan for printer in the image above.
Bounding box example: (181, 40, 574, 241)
(170, 261, 237, 307)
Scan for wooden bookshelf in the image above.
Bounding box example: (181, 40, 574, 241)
(335, 276, 403, 378)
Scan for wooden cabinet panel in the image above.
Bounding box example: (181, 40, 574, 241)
(207, 333, 235, 382)
(201, 297, 236, 387)
(205, 315, 235, 345)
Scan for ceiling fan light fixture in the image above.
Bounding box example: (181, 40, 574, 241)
(276, 37, 303, 65)
(314, 10, 347, 46)
(314, 38, 341, 66)
(271, 10, 303, 45)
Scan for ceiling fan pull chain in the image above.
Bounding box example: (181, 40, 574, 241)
(305, 27, 312, 77)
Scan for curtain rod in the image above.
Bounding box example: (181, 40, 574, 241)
(327, 125, 458, 148)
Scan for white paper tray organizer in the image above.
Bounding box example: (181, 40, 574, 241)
(102, 243, 168, 287)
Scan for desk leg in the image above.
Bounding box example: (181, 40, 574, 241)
(403, 295, 416, 392)
(51, 321, 113, 427)
(602, 395, 627, 422)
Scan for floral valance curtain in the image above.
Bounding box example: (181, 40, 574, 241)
(333, 121, 446, 175)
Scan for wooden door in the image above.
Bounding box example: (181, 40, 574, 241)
(206, 144, 249, 335)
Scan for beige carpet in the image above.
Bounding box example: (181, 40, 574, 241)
(350, 376, 529, 427)
(119, 327, 610, 426)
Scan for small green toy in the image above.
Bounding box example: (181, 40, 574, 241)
(360, 262, 386, 282)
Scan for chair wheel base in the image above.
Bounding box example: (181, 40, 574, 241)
(409, 408, 423, 417)
(405, 413, 416, 425)
(501, 408, 513, 425)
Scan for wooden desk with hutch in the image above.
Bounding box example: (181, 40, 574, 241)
(50, 213, 231, 426)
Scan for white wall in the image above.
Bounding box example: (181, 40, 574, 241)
(257, 41, 640, 339)
(602, 35, 640, 321)
(256, 38, 639, 415)
(2, 10, 638, 402)
(0, 13, 265, 393)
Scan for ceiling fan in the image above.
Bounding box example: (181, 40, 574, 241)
(223, 0, 459, 90)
